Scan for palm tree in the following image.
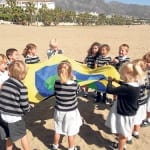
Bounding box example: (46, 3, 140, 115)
(25, 1, 36, 25)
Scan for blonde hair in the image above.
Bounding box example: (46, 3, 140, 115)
(0, 54, 7, 64)
(8, 60, 27, 80)
(119, 43, 129, 52)
(57, 60, 72, 83)
(22, 43, 37, 57)
(49, 38, 58, 49)
(119, 62, 144, 82)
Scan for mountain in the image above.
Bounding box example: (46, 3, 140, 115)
(54, 0, 150, 18)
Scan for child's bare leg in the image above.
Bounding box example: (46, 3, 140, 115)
(68, 135, 74, 149)
(6, 138, 13, 150)
(54, 133, 60, 145)
(21, 135, 30, 150)
(118, 134, 127, 150)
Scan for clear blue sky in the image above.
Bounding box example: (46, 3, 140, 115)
(105, 0, 150, 6)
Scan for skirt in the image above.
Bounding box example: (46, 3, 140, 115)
(134, 104, 147, 125)
(54, 108, 82, 136)
(147, 95, 150, 112)
(105, 101, 135, 137)
(0, 115, 26, 142)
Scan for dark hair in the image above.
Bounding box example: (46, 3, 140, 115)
(87, 42, 101, 56)
(6, 48, 18, 59)
(22, 43, 37, 57)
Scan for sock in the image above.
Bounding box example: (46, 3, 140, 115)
(147, 118, 150, 123)
(52, 144, 58, 149)
(133, 131, 139, 136)
(68, 146, 74, 150)
(127, 136, 132, 141)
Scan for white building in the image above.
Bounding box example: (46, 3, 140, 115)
(0, 0, 55, 10)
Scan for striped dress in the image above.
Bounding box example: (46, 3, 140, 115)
(53, 80, 82, 135)
(95, 55, 112, 67)
(114, 56, 130, 70)
(25, 55, 40, 64)
(84, 55, 97, 69)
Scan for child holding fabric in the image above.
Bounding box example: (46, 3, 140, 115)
(49, 60, 82, 150)
(105, 62, 143, 150)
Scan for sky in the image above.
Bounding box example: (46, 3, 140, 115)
(105, 0, 150, 6)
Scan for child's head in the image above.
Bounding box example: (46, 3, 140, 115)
(142, 52, 150, 69)
(100, 44, 110, 56)
(22, 43, 37, 57)
(119, 62, 144, 82)
(8, 60, 27, 81)
(118, 44, 129, 57)
(0, 54, 8, 72)
(6, 48, 19, 62)
(49, 38, 58, 50)
(57, 60, 72, 83)
(88, 42, 101, 56)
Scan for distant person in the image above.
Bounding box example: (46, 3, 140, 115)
(49, 60, 82, 150)
(141, 52, 150, 127)
(83, 42, 101, 97)
(111, 43, 130, 102)
(95, 44, 112, 103)
(22, 43, 40, 64)
(47, 38, 63, 59)
(0, 54, 9, 89)
(112, 43, 130, 70)
(0, 60, 32, 150)
(6, 48, 20, 64)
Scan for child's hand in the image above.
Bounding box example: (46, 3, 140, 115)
(112, 58, 119, 64)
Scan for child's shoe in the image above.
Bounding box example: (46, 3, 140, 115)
(48, 144, 58, 150)
(109, 142, 126, 150)
(141, 120, 150, 127)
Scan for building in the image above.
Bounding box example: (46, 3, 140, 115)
(0, 0, 55, 10)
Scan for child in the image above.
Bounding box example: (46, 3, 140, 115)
(95, 44, 112, 103)
(105, 62, 142, 150)
(49, 60, 82, 150)
(141, 52, 150, 126)
(112, 43, 130, 70)
(47, 38, 63, 59)
(130, 59, 148, 141)
(0, 60, 32, 150)
(0, 54, 9, 89)
(111, 44, 130, 102)
(83, 42, 101, 97)
(22, 43, 40, 64)
(6, 48, 20, 64)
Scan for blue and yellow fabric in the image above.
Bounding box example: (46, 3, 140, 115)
(23, 55, 120, 103)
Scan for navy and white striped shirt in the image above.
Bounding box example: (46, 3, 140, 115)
(25, 55, 40, 64)
(114, 56, 130, 70)
(0, 77, 31, 116)
(54, 80, 80, 111)
(85, 55, 97, 69)
(96, 55, 112, 67)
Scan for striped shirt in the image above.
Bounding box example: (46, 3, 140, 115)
(114, 56, 130, 70)
(47, 49, 63, 59)
(85, 55, 97, 69)
(25, 55, 40, 64)
(0, 77, 31, 116)
(54, 80, 80, 111)
(96, 55, 112, 67)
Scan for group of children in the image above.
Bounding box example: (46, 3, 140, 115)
(0, 39, 149, 150)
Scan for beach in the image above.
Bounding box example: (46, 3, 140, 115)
(0, 24, 150, 150)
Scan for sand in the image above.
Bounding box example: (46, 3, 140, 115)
(0, 24, 150, 150)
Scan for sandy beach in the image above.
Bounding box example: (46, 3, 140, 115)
(0, 24, 150, 150)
